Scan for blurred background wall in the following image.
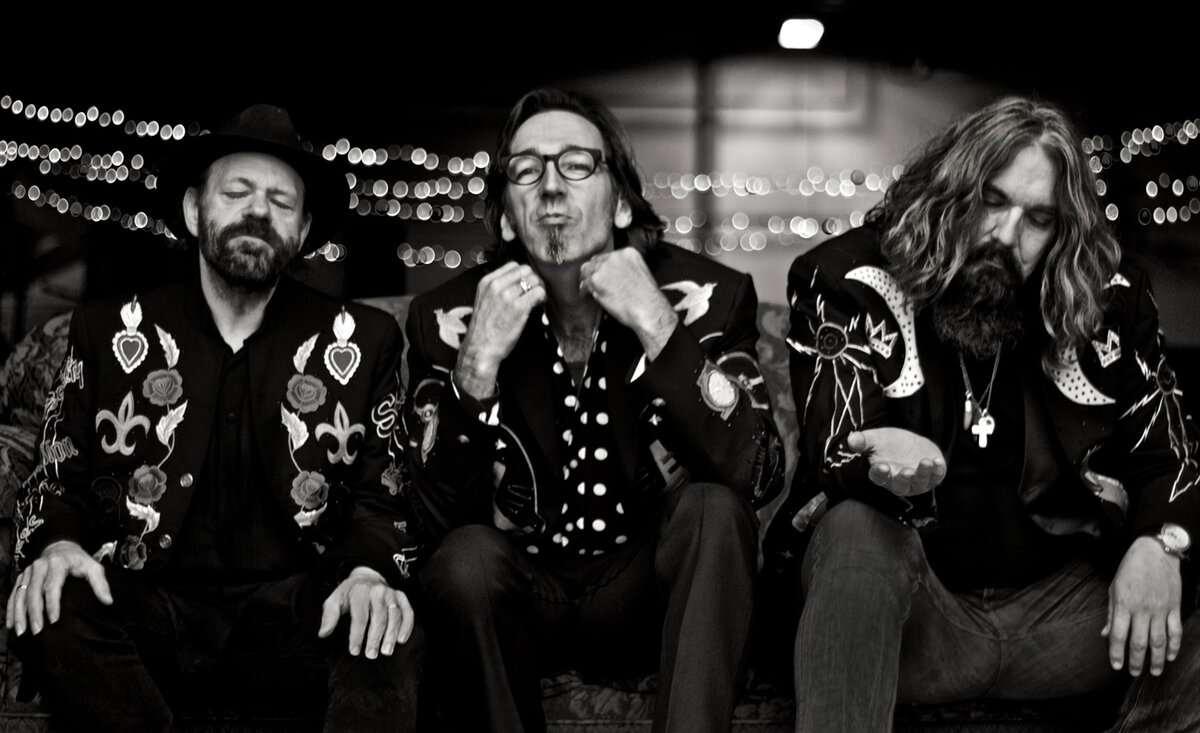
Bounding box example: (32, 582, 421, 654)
(3, 3, 1197, 359)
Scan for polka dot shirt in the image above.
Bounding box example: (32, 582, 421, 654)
(528, 312, 633, 557)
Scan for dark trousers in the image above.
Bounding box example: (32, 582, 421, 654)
(14, 569, 424, 733)
(420, 481, 758, 733)
(793, 499, 1200, 733)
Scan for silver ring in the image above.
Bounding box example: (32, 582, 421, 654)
(518, 278, 531, 294)
(16, 584, 27, 591)
(387, 603, 399, 610)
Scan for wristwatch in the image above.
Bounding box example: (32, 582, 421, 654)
(1153, 523, 1191, 558)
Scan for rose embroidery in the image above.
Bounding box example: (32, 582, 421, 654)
(283, 333, 333, 530)
(287, 374, 328, 414)
(128, 464, 167, 504)
(142, 368, 184, 407)
(119, 536, 148, 570)
(291, 470, 329, 510)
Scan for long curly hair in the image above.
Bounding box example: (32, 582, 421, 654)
(483, 88, 665, 262)
(867, 96, 1121, 368)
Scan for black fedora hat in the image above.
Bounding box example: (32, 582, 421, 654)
(156, 103, 348, 253)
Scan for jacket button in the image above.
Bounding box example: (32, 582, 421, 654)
(158, 534, 173, 549)
(180, 473, 193, 488)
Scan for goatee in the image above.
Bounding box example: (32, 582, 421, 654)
(545, 226, 566, 264)
(932, 245, 1025, 359)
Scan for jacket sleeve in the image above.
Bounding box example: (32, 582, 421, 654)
(14, 307, 107, 566)
(784, 253, 928, 528)
(400, 299, 498, 541)
(636, 272, 785, 509)
(1099, 269, 1200, 543)
(323, 313, 423, 587)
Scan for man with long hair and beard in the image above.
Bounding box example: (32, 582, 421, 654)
(6, 104, 424, 732)
(402, 87, 785, 732)
(761, 96, 1200, 731)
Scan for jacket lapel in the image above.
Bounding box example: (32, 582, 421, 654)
(600, 322, 643, 482)
(504, 323, 561, 476)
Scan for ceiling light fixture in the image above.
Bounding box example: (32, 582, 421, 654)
(778, 18, 825, 50)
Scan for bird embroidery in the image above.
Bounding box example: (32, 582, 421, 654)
(434, 306, 474, 349)
(662, 281, 716, 325)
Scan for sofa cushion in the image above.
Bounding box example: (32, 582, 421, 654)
(0, 314, 72, 436)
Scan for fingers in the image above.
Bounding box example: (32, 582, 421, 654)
(394, 592, 415, 647)
(24, 563, 48, 635)
(4, 583, 15, 631)
(1166, 608, 1183, 664)
(317, 592, 342, 639)
(867, 462, 943, 497)
(1140, 608, 1182, 677)
(915, 457, 947, 488)
(1124, 612, 1150, 677)
(361, 591, 388, 659)
(1147, 612, 1168, 676)
(380, 598, 402, 657)
(374, 591, 413, 657)
(43, 562, 66, 626)
(320, 576, 413, 660)
(578, 249, 667, 325)
(845, 431, 868, 453)
(867, 462, 893, 489)
(1106, 606, 1131, 672)
(82, 561, 113, 607)
(10, 571, 31, 636)
(482, 262, 543, 305)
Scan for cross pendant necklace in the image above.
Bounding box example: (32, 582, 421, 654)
(958, 351, 1001, 448)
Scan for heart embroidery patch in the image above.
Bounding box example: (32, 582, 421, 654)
(113, 333, 149, 373)
(112, 298, 149, 374)
(325, 344, 361, 385)
(324, 309, 362, 386)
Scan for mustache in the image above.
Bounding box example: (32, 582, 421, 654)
(960, 242, 1020, 277)
(217, 216, 286, 249)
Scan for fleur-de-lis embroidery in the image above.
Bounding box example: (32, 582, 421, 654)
(316, 401, 366, 465)
(96, 392, 151, 456)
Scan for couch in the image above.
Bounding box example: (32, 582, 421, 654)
(0, 290, 1119, 732)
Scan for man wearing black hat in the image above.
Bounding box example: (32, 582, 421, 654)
(5, 104, 423, 732)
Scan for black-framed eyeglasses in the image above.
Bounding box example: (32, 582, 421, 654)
(501, 148, 605, 186)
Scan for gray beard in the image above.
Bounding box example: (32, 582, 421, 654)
(199, 214, 299, 293)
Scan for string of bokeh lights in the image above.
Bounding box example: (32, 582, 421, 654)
(3, 93, 1199, 270)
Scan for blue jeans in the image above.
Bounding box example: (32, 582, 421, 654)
(793, 499, 1200, 732)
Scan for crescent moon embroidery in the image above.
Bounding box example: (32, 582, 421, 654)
(845, 266, 923, 398)
(1050, 347, 1115, 405)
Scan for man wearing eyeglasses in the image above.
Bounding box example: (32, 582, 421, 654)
(401, 88, 785, 732)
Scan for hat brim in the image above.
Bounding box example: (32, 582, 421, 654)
(157, 133, 348, 254)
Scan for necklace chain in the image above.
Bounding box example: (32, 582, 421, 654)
(958, 351, 1001, 448)
(958, 351, 1001, 412)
